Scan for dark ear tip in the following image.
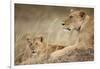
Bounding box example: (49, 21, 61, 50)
(80, 11, 85, 17)
(40, 36, 43, 42)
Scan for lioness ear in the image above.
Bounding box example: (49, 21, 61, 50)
(80, 11, 85, 18)
(79, 15, 89, 31)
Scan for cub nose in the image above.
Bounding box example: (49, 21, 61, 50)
(62, 23, 65, 25)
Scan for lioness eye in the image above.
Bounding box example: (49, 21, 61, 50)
(69, 15, 73, 18)
(62, 23, 65, 25)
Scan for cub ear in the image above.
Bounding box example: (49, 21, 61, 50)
(40, 36, 43, 42)
(80, 11, 85, 18)
(70, 9, 74, 12)
(26, 36, 32, 44)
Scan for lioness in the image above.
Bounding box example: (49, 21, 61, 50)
(49, 9, 94, 62)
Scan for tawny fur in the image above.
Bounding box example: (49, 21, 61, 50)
(48, 10, 94, 62)
(20, 36, 65, 64)
(15, 10, 94, 64)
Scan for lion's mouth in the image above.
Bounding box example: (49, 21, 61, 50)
(63, 27, 71, 32)
(63, 26, 81, 32)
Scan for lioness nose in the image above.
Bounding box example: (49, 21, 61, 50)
(62, 23, 65, 25)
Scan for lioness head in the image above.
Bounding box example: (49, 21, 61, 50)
(62, 9, 89, 31)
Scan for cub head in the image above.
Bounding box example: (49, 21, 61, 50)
(26, 35, 44, 54)
(62, 9, 89, 32)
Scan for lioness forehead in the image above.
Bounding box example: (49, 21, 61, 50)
(70, 11, 81, 16)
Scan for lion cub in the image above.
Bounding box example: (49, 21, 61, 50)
(26, 35, 65, 56)
(25, 35, 65, 63)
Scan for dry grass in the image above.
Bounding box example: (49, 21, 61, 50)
(15, 33, 94, 65)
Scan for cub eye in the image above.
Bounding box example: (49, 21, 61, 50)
(69, 15, 73, 18)
(35, 42, 38, 45)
